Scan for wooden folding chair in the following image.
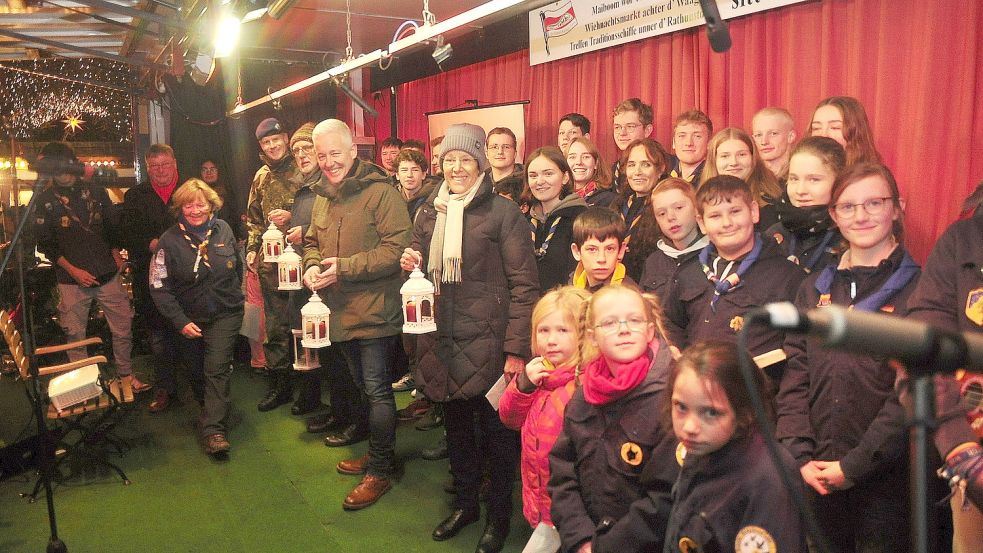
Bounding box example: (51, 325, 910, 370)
(0, 309, 135, 501)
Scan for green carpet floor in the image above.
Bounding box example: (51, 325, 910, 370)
(0, 357, 532, 553)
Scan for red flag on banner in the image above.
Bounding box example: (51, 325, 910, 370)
(541, 1, 577, 38)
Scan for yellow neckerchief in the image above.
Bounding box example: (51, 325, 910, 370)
(572, 262, 627, 289)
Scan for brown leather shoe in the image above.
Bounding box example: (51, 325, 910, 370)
(203, 433, 230, 456)
(342, 475, 391, 510)
(336, 453, 370, 476)
(148, 389, 170, 413)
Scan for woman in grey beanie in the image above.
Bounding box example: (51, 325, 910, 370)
(400, 122, 540, 553)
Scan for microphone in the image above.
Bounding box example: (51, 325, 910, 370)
(698, 0, 732, 53)
(753, 302, 983, 372)
(30, 157, 118, 184)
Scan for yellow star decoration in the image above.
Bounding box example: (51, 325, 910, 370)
(61, 115, 85, 133)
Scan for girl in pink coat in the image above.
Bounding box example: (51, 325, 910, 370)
(500, 286, 591, 552)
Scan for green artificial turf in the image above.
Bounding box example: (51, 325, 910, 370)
(0, 357, 531, 552)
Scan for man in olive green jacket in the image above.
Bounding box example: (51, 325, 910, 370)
(303, 119, 411, 511)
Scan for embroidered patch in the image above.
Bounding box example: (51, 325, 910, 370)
(620, 442, 643, 466)
(729, 315, 744, 332)
(817, 293, 831, 307)
(60, 215, 70, 228)
(735, 525, 777, 553)
(675, 442, 687, 466)
(772, 233, 784, 245)
(880, 304, 895, 313)
(679, 536, 701, 553)
(967, 287, 983, 326)
(227, 259, 234, 269)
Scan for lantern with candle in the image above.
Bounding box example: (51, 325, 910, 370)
(277, 243, 302, 290)
(300, 292, 331, 348)
(261, 222, 284, 261)
(400, 266, 436, 334)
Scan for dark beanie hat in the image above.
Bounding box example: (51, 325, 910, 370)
(39, 141, 78, 163)
(256, 117, 284, 141)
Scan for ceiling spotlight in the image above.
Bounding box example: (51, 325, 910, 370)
(431, 35, 452, 67)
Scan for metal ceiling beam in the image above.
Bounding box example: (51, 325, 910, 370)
(65, 0, 187, 30)
(46, 0, 159, 37)
(0, 27, 167, 70)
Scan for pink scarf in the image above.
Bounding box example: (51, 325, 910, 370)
(581, 341, 659, 405)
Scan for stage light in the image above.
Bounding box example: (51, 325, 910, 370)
(214, 12, 241, 58)
(431, 35, 452, 66)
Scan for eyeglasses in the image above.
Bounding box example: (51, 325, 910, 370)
(613, 123, 642, 134)
(487, 144, 514, 152)
(832, 197, 894, 218)
(291, 144, 315, 156)
(594, 317, 649, 336)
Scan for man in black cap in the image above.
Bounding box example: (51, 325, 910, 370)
(244, 117, 305, 411)
(34, 142, 147, 392)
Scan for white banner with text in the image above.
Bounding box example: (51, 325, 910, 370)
(529, 0, 807, 66)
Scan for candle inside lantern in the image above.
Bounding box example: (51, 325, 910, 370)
(406, 300, 417, 323)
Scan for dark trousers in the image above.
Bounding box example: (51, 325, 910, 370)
(444, 395, 520, 521)
(176, 312, 243, 438)
(316, 345, 365, 424)
(258, 267, 292, 374)
(809, 464, 910, 553)
(336, 336, 398, 478)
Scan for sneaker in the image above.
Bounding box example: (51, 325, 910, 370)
(391, 373, 415, 392)
(203, 433, 231, 457)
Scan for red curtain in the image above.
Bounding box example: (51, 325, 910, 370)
(369, 0, 983, 262)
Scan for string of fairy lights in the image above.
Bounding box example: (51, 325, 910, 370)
(0, 58, 134, 142)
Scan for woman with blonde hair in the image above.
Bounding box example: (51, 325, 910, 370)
(699, 127, 783, 230)
(150, 178, 244, 459)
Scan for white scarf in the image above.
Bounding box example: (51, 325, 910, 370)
(656, 235, 709, 259)
(428, 176, 483, 292)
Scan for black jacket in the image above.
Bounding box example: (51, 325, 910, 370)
(638, 240, 706, 304)
(662, 432, 807, 553)
(119, 181, 177, 265)
(549, 341, 677, 553)
(776, 246, 918, 482)
(34, 182, 120, 284)
(530, 194, 588, 293)
(905, 209, 983, 456)
(765, 222, 840, 274)
(149, 218, 243, 330)
(412, 175, 540, 402)
(663, 238, 806, 380)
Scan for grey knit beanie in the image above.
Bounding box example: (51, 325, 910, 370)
(439, 123, 488, 172)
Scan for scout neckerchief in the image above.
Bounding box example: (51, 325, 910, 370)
(178, 215, 217, 278)
(785, 229, 837, 272)
(530, 214, 563, 259)
(51, 185, 98, 234)
(698, 233, 764, 312)
(621, 193, 645, 247)
(576, 180, 597, 200)
(814, 248, 919, 311)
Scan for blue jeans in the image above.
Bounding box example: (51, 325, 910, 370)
(337, 336, 397, 478)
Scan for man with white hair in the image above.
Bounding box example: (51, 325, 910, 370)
(302, 119, 411, 510)
(751, 107, 797, 180)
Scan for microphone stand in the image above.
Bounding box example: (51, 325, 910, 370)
(908, 372, 936, 553)
(0, 174, 69, 553)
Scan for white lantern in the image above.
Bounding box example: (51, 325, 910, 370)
(291, 329, 321, 371)
(400, 266, 437, 334)
(277, 243, 302, 290)
(262, 222, 284, 262)
(300, 292, 331, 348)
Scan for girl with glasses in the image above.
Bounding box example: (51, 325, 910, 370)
(776, 163, 919, 552)
(549, 284, 678, 553)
